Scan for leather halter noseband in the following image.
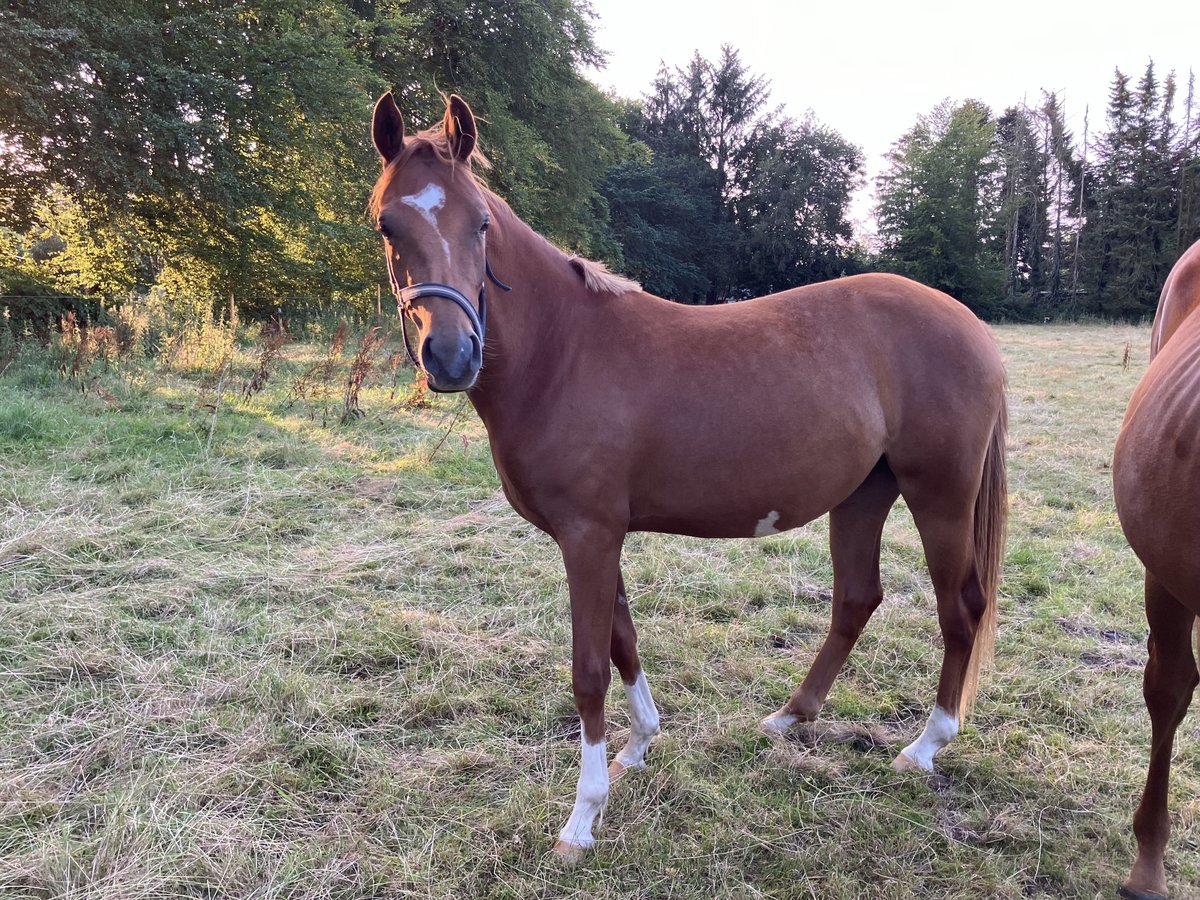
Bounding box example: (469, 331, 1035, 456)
(388, 253, 512, 368)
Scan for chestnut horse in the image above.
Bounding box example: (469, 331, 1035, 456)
(1114, 238, 1200, 899)
(369, 93, 1008, 861)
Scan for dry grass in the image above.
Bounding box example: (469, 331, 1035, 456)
(0, 322, 1196, 899)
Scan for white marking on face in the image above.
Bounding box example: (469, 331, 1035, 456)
(558, 732, 609, 850)
(400, 183, 451, 262)
(754, 510, 781, 537)
(614, 672, 661, 769)
(898, 705, 958, 771)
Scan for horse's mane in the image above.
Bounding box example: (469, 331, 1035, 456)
(567, 256, 642, 296)
(369, 124, 641, 297)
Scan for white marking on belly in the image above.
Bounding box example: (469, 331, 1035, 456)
(898, 705, 958, 771)
(400, 183, 451, 262)
(614, 672, 661, 769)
(754, 510, 781, 537)
(558, 732, 609, 850)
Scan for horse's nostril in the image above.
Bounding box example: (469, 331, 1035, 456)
(421, 331, 482, 390)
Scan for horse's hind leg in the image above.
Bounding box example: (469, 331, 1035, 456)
(1122, 573, 1197, 900)
(762, 460, 899, 733)
(609, 571, 661, 777)
(892, 484, 983, 771)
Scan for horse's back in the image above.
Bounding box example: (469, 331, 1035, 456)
(1150, 240, 1200, 357)
(613, 273, 1005, 538)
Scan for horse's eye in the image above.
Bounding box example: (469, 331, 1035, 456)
(377, 222, 393, 239)
(479, 219, 489, 235)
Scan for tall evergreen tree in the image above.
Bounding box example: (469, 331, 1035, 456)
(995, 105, 1048, 301)
(1178, 71, 1200, 249)
(1082, 64, 1180, 318)
(1040, 92, 1082, 303)
(875, 99, 1003, 312)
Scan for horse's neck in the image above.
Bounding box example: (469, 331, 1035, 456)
(467, 206, 582, 426)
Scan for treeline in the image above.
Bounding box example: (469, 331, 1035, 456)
(877, 66, 1200, 319)
(1, 0, 626, 321)
(2, 0, 1197, 325)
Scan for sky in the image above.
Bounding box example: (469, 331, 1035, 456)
(584, 0, 1199, 231)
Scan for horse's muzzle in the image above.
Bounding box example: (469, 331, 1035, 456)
(421, 330, 482, 391)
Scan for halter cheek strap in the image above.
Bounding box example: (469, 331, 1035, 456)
(391, 256, 512, 368)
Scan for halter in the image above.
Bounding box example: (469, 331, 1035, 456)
(389, 253, 512, 369)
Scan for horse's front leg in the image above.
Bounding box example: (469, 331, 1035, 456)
(551, 523, 623, 863)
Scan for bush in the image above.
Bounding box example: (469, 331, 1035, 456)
(0, 266, 104, 343)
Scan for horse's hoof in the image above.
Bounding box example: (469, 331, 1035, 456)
(609, 758, 646, 779)
(1118, 884, 1168, 899)
(759, 711, 799, 735)
(551, 839, 588, 865)
(891, 751, 931, 773)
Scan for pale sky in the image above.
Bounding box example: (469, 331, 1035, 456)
(585, 0, 1199, 232)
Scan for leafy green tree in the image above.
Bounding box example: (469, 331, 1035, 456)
(875, 99, 1003, 312)
(734, 117, 863, 294)
(1, 0, 632, 317)
(601, 152, 734, 302)
(376, 0, 631, 258)
(1, 0, 386, 314)
(609, 46, 859, 301)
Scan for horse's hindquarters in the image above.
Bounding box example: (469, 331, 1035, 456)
(1115, 363, 1200, 611)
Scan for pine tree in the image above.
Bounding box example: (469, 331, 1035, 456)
(995, 105, 1048, 302)
(875, 100, 1003, 312)
(1083, 63, 1180, 318)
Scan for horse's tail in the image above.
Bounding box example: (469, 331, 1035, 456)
(1194, 619, 1199, 679)
(960, 398, 1008, 719)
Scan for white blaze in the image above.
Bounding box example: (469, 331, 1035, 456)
(400, 183, 451, 262)
(614, 672, 661, 769)
(754, 510, 781, 537)
(898, 705, 959, 771)
(558, 734, 609, 850)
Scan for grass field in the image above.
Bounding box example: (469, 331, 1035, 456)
(0, 322, 1196, 899)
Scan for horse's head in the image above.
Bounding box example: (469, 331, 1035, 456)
(370, 92, 495, 392)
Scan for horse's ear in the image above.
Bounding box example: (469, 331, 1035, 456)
(445, 94, 477, 162)
(372, 92, 405, 164)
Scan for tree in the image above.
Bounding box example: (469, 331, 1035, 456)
(601, 152, 732, 301)
(875, 100, 1003, 312)
(1081, 63, 1181, 318)
(1178, 71, 1200, 250)
(608, 46, 860, 301)
(1, 0, 386, 313)
(734, 116, 863, 294)
(1, 0, 632, 315)
(995, 105, 1048, 301)
(379, 0, 631, 259)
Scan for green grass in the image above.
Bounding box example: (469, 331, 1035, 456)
(0, 323, 1196, 899)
